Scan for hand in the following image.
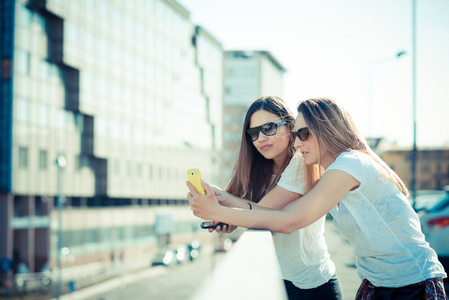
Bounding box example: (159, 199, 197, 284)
(186, 180, 221, 220)
(209, 186, 234, 207)
(207, 221, 238, 234)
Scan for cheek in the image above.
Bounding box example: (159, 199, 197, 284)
(275, 135, 290, 150)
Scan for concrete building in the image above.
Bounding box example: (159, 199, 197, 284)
(222, 51, 286, 182)
(0, 0, 222, 285)
(382, 147, 449, 191)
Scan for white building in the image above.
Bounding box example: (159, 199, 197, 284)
(222, 51, 286, 182)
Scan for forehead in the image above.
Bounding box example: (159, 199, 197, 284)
(249, 110, 282, 127)
(293, 113, 306, 131)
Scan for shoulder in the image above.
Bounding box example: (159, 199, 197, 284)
(278, 153, 305, 194)
(333, 151, 370, 166)
(326, 151, 369, 180)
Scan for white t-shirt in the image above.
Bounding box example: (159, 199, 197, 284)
(275, 153, 336, 288)
(326, 151, 446, 287)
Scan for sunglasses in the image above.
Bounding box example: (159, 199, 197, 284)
(291, 127, 310, 141)
(246, 121, 287, 142)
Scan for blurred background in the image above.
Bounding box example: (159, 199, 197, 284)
(0, 0, 448, 299)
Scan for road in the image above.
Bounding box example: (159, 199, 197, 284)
(54, 219, 448, 300)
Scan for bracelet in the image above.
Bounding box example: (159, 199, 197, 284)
(248, 202, 252, 210)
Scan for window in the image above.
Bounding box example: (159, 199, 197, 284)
(114, 159, 120, 175)
(16, 98, 30, 122)
(18, 147, 28, 168)
(136, 163, 142, 177)
(17, 51, 30, 74)
(19, 5, 32, 27)
(39, 150, 48, 170)
(127, 161, 132, 176)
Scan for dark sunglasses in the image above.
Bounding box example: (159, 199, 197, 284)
(246, 121, 287, 142)
(291, 127, 310, 141)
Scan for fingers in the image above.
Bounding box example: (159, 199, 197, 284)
(201, 180, 213, 195)
(186, 181, 199, 196)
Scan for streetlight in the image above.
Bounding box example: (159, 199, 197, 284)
(411, 0, 417, 209)
(55, 155, 66, 300)
(367, 51, 407, 138)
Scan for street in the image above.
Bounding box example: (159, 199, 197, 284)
(54, 219, 448, 300)
(53, 219, 360, 300)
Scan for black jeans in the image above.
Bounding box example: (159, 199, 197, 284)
(284, 274, 343, 300)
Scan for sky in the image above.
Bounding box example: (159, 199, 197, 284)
(177, 0, 449, 148)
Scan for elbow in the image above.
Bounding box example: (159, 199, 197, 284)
(276, 226, 295, 234)
(279, 223, 298, 234)
(271, 216, 305, 234)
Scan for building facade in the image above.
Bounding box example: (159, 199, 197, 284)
(382, 147, 449, 191)
(0, 0, 223, 284)
(222, 51, 286, 182)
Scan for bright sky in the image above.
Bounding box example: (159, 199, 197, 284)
(177, 0, 449, 148)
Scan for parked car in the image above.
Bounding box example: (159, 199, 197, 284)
(409, 190, 447, 212)
(173, 244, 189, 264)
(151, 248, 177, 267)
(417, 187, 449, 273)
(188, 240, 201, 261)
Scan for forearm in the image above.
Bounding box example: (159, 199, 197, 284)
(221, 191, 265, 210)
(211, 205, 298, 234)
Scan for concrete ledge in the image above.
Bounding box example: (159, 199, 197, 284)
(191, 230, 287, 300)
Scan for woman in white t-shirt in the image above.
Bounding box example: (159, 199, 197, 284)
(203, 96, 342, 299)
(187, 98, 447, 300)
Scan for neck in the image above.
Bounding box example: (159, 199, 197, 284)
(272, 153, 288, 175)
(321, 152, 338, 170)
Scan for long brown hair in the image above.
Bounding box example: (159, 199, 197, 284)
(298, 97, 409, 196)
(226, 96, 296, 202)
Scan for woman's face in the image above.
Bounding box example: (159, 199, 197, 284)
(293, 112, 335, 169)
(293, 112, 320, 166)
(249, 110, 291, 167)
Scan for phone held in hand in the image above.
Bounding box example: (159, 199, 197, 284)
(187, 168, 205, 195)
(201, 221, 229, 229)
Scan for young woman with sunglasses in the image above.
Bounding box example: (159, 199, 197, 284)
(187, 98, 447, 300)
(198, 96, 343, 300)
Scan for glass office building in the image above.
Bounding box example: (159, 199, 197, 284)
(0, 0, 223, 284)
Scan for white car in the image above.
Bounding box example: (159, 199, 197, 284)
(417, 187, 449, 274)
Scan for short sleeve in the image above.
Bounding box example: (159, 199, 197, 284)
(325, 151, 365, 183)
(277, 153, 306, 195)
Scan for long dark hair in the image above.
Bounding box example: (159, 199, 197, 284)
(226, 96, 295, 202)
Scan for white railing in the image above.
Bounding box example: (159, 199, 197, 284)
(191, 230, 287, 300)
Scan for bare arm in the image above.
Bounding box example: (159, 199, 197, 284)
(211, 185, 301, 210)
(187, 169, 359, 234)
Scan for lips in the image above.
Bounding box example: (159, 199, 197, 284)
(260, 144, 272, 151)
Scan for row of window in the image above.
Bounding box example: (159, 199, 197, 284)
(18, 147, 68, 171)
(51, 220, 199, 257)
(17, 147, 188, 182)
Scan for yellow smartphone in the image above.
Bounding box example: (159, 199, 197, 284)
(187, 169, 205, 195)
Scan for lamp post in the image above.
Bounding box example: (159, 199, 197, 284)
(411, 0, 417, 209)
(367, 51, 407, 138)
(55, 155, 66, 300)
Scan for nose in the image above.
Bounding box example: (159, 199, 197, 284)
(294, 137, 303, 149)
(256, 131, 268, 141)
